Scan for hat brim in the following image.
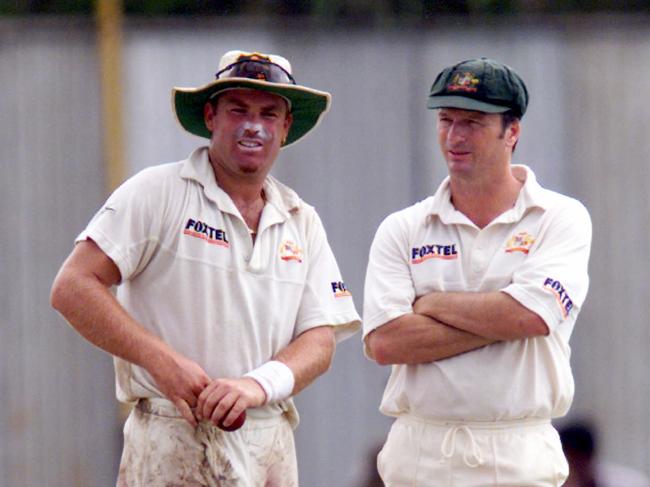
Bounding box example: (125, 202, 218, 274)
(173, 78, 331, 147)
(427, 95, 510, 114)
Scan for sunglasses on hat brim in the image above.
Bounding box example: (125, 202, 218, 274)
(215, 59, 296, 85)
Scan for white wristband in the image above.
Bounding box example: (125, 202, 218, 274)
(244, 360, 295, 404)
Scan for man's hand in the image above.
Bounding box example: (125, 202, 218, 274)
(196, 377, 266, 428)
(147, 351, 211, 427)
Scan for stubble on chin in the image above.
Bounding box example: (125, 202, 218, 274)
(240, 166, 260, 174)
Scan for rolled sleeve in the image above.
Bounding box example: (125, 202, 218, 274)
(363, 214, 416, 338)
(294, 211, 361, 342)
(502, 200, 592, 333)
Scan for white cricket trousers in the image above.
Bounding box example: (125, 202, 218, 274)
(378, 416, 569, 486)
(116, 398, 298, 487)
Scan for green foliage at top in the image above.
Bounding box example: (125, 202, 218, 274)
(1, 0, 648, 17)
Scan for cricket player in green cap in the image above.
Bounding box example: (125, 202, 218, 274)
(363, 57, 592, 485)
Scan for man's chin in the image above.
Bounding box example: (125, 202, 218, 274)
(447, 160, 471, 172)
(234, 156, 264, 174)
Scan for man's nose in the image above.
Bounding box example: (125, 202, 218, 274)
(242, 121, 262, 136)
(447, 123, 467, 143)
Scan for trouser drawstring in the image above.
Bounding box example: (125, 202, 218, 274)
(441, 425, 484, 468)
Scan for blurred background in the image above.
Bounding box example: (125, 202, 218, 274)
(1, 1, 649, 486)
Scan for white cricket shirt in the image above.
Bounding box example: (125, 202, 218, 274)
(363, 165, 591, 421)
(78, 147, 361, 421)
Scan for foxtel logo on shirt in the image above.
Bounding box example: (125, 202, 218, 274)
(183, 218, 230, 248)
(543, 277, 573, 318)
(411, 243, 458, 264)
(331, 281, 352, 298)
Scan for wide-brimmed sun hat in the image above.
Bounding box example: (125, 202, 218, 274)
(173, 50, 331, 147)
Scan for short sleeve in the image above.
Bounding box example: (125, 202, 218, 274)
(76, 169, 165, 282)
(294, 210, 361, 342)
(362, 212, 417, 338)
(502, 199, 592, 332)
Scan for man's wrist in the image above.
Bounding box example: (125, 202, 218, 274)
(137, 336, 173, 372)
(244, 360, 295, 404)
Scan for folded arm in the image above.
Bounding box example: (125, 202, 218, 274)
(365, 312, 496, 365)
(413, 290, 548, 341)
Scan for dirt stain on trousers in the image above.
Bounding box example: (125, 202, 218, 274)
(116, 399, 298, 487)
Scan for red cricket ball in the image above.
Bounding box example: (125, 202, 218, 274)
(217, 409, 247, 432)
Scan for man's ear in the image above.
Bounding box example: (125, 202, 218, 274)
(204, 102, 216, 132)
(282, 112, 293, 143)
(506, 120, 520, 148)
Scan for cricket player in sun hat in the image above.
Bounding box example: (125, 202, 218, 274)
(51, 49, 360, 486)
(363, 57, 592, 485)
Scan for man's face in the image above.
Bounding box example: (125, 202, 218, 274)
(437, 108, 519, 178)
(204, 89, 292, 180)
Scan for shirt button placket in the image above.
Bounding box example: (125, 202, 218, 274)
(472, 235, 486, 276)
(241, 223, 254, 264)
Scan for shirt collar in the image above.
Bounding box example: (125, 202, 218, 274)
(426, 164, 550, 225)
(179, 146, 302, 220)
(510, 165, 551, 213)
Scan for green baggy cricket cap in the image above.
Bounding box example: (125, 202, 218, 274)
(173, 50, 331, 147)
(427, 57, 529, 118)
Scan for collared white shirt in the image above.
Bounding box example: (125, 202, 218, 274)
(363, 165, 591, 421)
(78, 147, 360, 421)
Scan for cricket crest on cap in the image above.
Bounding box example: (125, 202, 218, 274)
(447, 72, 480, 93)
(240, 52, 270, 62)
(427, 57, 529, 118)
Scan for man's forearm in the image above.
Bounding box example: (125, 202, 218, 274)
(366, 313, 496, 365)
(52, 241, 214, 426)
(273, 325, 336, 396)
(413, 291, 548, 341)
(51, 265, 172, 371)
